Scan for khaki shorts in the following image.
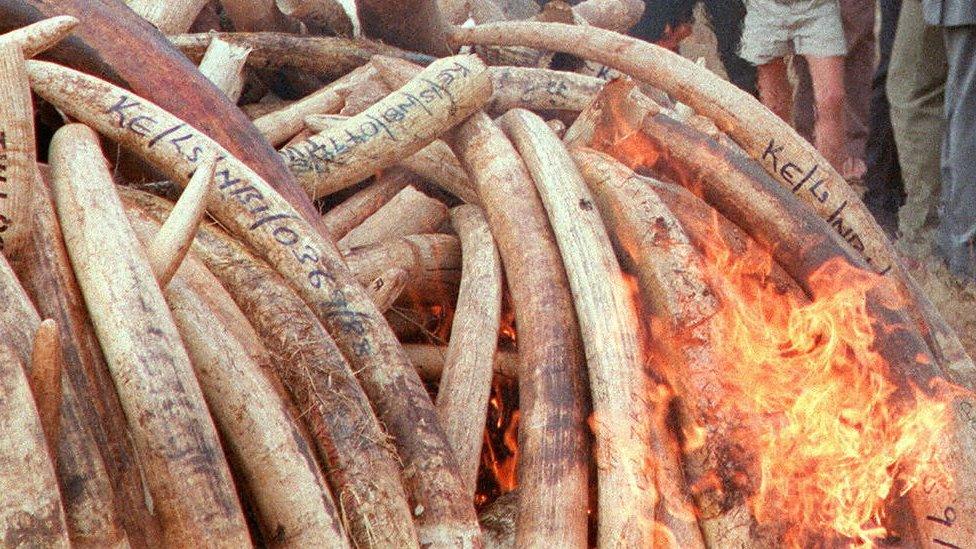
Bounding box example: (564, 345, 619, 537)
(740, 0, 848, 65)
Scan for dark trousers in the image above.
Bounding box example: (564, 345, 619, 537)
(632, 0, 757, 96)
(936, 24, 976, 278)
(862, 0, 905, 235)
(700, 0, 757, 96)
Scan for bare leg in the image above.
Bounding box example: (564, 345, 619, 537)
(756, 58, 793, 122)
(805, 55, 848, 171)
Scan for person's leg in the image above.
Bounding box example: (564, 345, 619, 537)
(862, 0, 904, 236)
(805, 55, 848, 170)
(838, 0, 875, 169)
(886, 0, 947, 239)
(756, 58, 793, 122)
(739, 0, 791, 116)
(790, 0, 848, 170)
(935, 24, 976, 279)
(793, 0, 874, 179)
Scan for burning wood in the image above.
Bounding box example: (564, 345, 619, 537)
(500, 109, 659, 547)
(2, 10, 974, 549)
(451, 111, 590, 547)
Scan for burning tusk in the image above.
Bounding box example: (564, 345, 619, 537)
(450, 111, 589, 548)
(147, 157, 217, 288)
(435, 205, 503, 495)
(572, 146, 778, 547)
(449, 21, 976, 394)
(49, 124, 250, 545)
(0, 16, 79, 58)
(499, 109, 658, 547)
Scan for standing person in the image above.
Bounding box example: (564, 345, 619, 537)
(739, 0, 849, 170)
(887, 0, 946, 241)
(862, 0, 905, 236)
(793, 0, 875, 182)
(924, 0, 976, 277)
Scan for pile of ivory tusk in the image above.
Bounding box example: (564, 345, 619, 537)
(0, 1, 974, 547)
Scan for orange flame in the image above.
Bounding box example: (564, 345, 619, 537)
(477, 379, 520, 508)
(702, 236, 954, 545)
(586, 79, 957, 545)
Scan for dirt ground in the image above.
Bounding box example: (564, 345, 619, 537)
(680, 9, 976, 361)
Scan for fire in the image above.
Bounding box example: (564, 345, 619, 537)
(585, 82, 958, 545)
(701, 236, 954, 545)
(476, 379, 520, 508)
